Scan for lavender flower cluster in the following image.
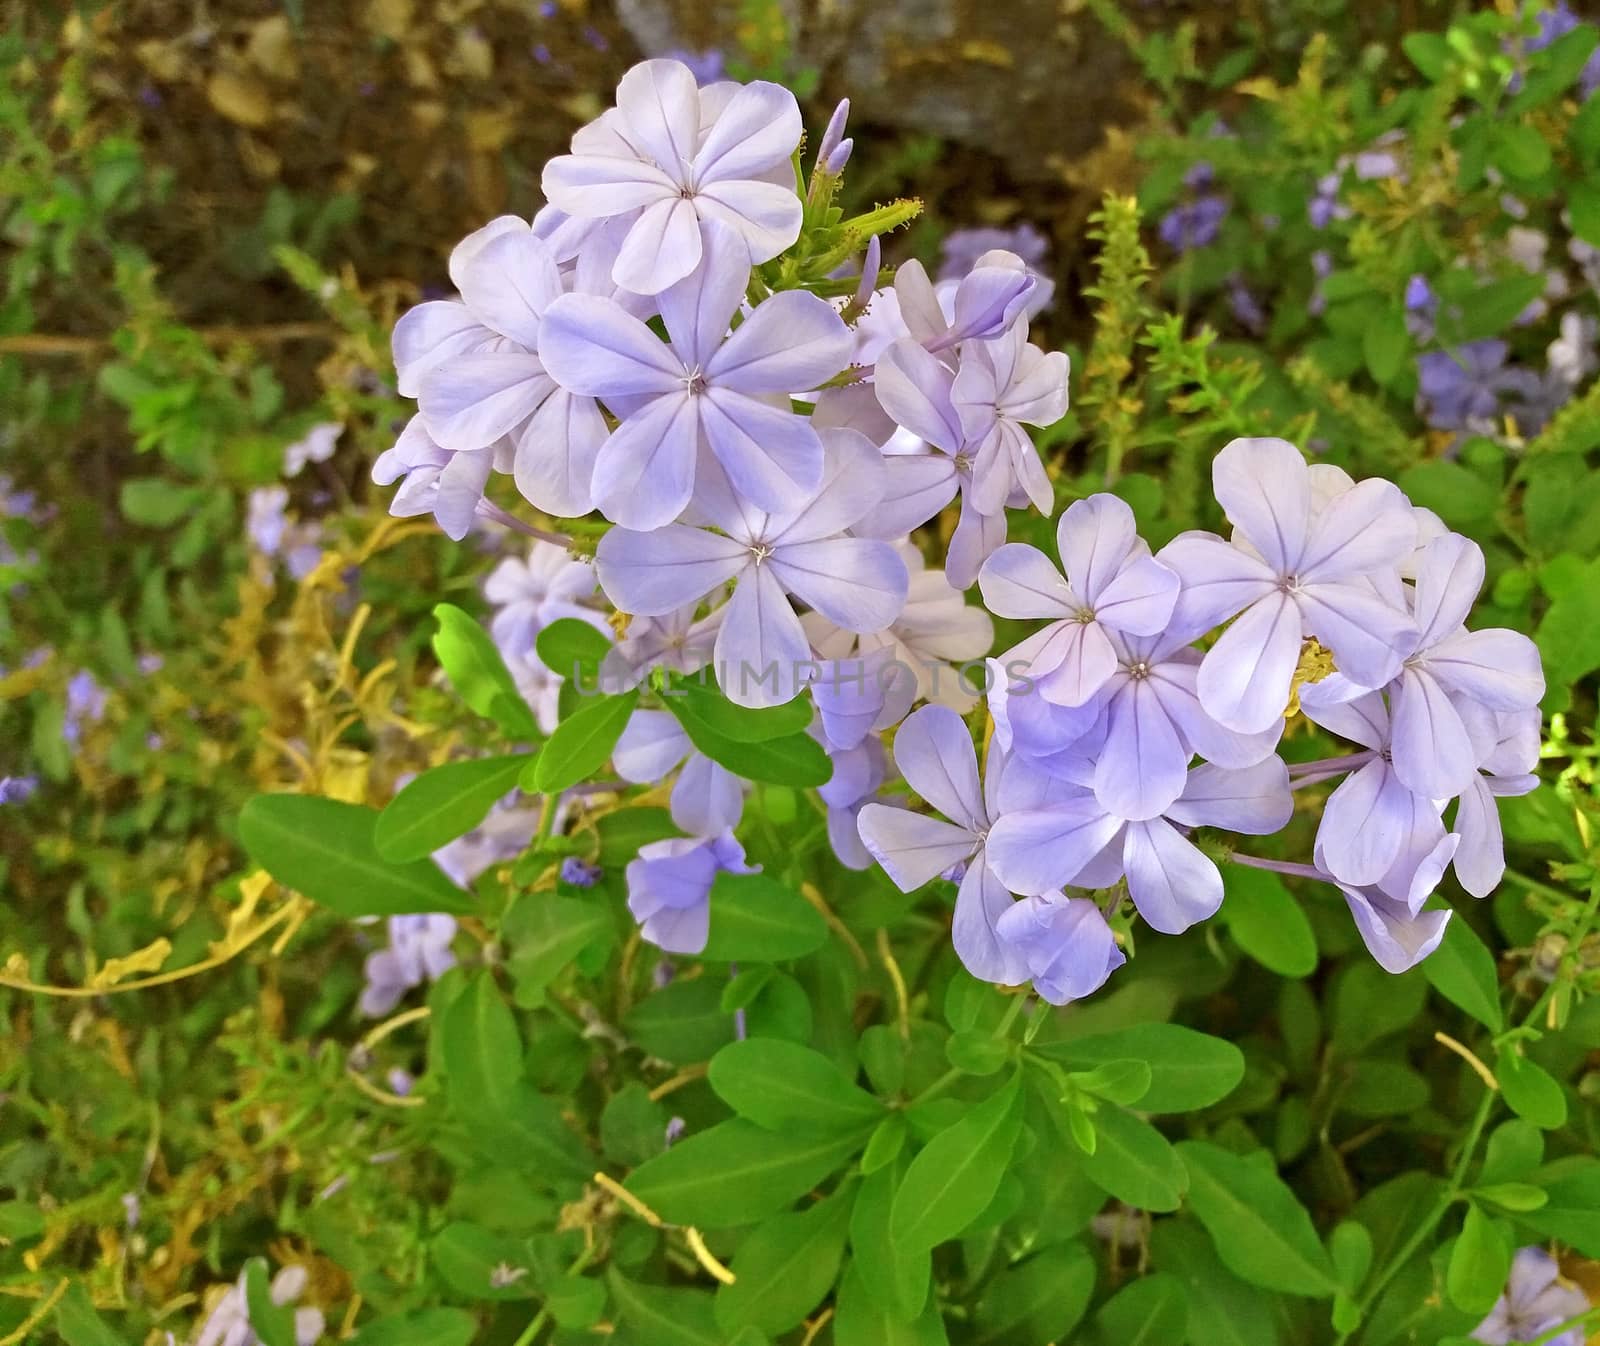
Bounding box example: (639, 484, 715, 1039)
(373, 59, 1546, 1008)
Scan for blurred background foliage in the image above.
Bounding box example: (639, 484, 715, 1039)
(3, 1, 1600, 1344)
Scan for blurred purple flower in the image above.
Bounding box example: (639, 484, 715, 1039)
(626, 832, 757, 954)
(939, 223, 1055, 314)
(360, 915, 457, 1017)
(0, 776, 37, 805)
(1473, 1247, 1589, 1346)
(560, 857, 603, 887)
(1158, 194, 1228, 251)
(993, 894, 1124, 1004)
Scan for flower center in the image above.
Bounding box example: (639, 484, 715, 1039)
(1074, 607, 1096, 624)
(1279, 573, 1302, 595)
(1127, 660, 1151, 681)
(749, 542, 774, 566)
(685, 368, 708, 396)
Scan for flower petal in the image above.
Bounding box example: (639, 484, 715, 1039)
(541, 152, 678, 217)
(1159, 532, 1279, 634)
(700, 388, 825, 511)
(455, 227, 563, 348)
(771, 538, 907, 633)
(891, 704, 985, 829)
(953, 857, 1030, 986)
(850, 454, 958, 540)
(1122, 818, 1223, 934)
(1211, 436, 1311, 572)
(692, 179, 804, 262)
(692, 79, 803, 183)
(1425, 629, 1545, 711)
(1451, 776, 1506, 899)
(1298, 477, 1417, 584)
(613, 196, 705, 295)
(1315, 758, 1413, 886)
(1094, 555, 1180, 636)
(595, 523, 747, 615)
(856, 803, 976, 891)
(873, 339, 964, 452)
(614, 708, 692, 783)
(513, 388, 607, 517)
(590, 392, 701, 530)
(672, 752, 745, 834)
(538, 293, 685, 398)
(418, 352, 553, 450)
(1389, 666, 1478, 799)
(392, 301, 493, 398)
(1166, 757, 1293, 834)
(1411, 532, 1485, 648)
(1195, 591, 1303, 734)
(1057, 493, 1139, 605)
(1094, 677, 1188, 821)
(977, 544, 1075, 619)
(1340, 883, 1452, 974)
(714, 564, 812, 707)
(708, 290, 853, 394)
(614, 59, 701, 175)
(767, 429, 886, 544)
(656, 218, 748, 368)
(985, 799, 1124, 897)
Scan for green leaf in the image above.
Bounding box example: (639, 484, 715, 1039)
(430, 1224, 538, 1299)
(348, 1309, 478, 1346)
(374, 754, 531, 861)
(439, 971, 524, 1124)
(972, 1243, 1096, 1345)
(119, 478, 204, 527)
(1497, 1052, 1567, 1129)
(851, 1160, 931, 1319)
(624, 977, 733, 1064)
(1176, 1141, 1340, 1297)
(1362, 307, 1409, 385)
(1078, 1107, 1186, 1212)
(1398, 461, 1499, 528)
(504, 893, 612, 1000)
(1222, 864, 1317, 977)
(625, 1119, 867, 1228)
(1083, 1272, 1187, 1346)
(535, 618, 611, 685)
(1472, 1182, 1547, 1213)
(891, 1073, 1023, 1251)
(832, 1263, 948, 1346)
(1446, 1205, 1511, 1315)
(714, 1186, 853, 1336)
(238, 795, 473, 916)
(1518, 1160, 1600, 1255)
(54, 1284, 127, 1346)
(244, 1260, 299, 1346)
(1034, 1024, 1245, 1112)
(669, 680, 813, 742)
(664, 688, 832, 786)
(1422, 918, 1503, 1032)
(701, 872, 828, 962)
(1575, 98, 1600, 163)
(1490, 123, 1552, 180)
(1330, 960, 1426, 1055)
(1150, 1221, 1280, 1346)
(1509, 23, 1600, 111)
(533, 690, 638, 792)
(432, 603, 539, 739)
(1478, 1120, 1543, 1185)
(1441, 273, 1549, 343)
(607, 1272, 721, 1346)
(1402, 31, 1450, 80)
(596, 806, 683, 864)
(1070, 1059, 1152, 1107)
(1567, 180, 1600, 248)
(708, 1039, 884, 1135)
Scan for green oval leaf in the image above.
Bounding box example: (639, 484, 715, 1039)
(1446, 1204, 1511, 1315)
(348, 1309, 478, 1346)
(432, 603, 538, 739)
(891, 1074, 1023, 1251)
(238, 794, 473, 916)
(669, 679, 813, 743)
(713, 1186, 853, 1336)
(1084, 1272, 1188, 1346)
(374, 754, 531, 862)
(1078, 1107, 1186, 1212)
(972, 1243, 1096, 1345)
(709, 1039, 884, 1135)
(1422, 917, 1503, 1032)
(608, 1272, 721, 1346)
(625, 1119, 867, 1228)
(1034, 1024, 1244, 1113)
(1497, 1052, 1568, 1130)
(535, 617, 612, 685)
(1176, 1141, 1340, 1297)
(1222, 864, 1317, 977)
(533, 690, 638, 793)
(701, 873, 829, 962)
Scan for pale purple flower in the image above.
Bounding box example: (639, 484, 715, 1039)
(804, 544, 995, 712)
(541, 59, 804, 295)
(980, 493, 1180, 708)
(360, 915, 458, 1017)
(282, 422, 342, 477)
(484, 540, 604, 662)
(1452, 704, 1540, 898)
(952, 324, 1070, 516)
(661, 48, 726, 85)
(863, 336, 1012, 588)
(1386, 534, 1544, 798)
(1548, 311, 1599, 388)
(626, 831, 757, 954)
(614, 707, 745, 834)
(1298, 689, 1449, 893)
(0, 775, 37, 805)
(808, 649, 916, 752)
(1473, 1247, 1589, 1346)
(434, 797, 544, 883)
(598, 601, 723, 692)
(64, 671, 107, 748)
(892, 251, 1037, 354)
(939, 223, 1055, 315)
(1159, 438, 1417, 734)
(196, 1265, 324, 1346)
(370, 415, 494, 541)
(1228, 275, 1265, 333)
(561, 857, 604, 888)
(1309, 173, 1349, 229)
(1158, 194, 1228, 251)
(993, 894, 1124, 1005)
(1416, 342, 1543, 435)
(815, 98, 851, 172)
(817, 732, 887, 870)
(247, 486, 291, 556)
(121, 1192, 140, 1228)
(856, 705, 1035, 986)
(594, 431, 908, 708)
(985, 756, 1292, 935)
(539, 219, 852, 528)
